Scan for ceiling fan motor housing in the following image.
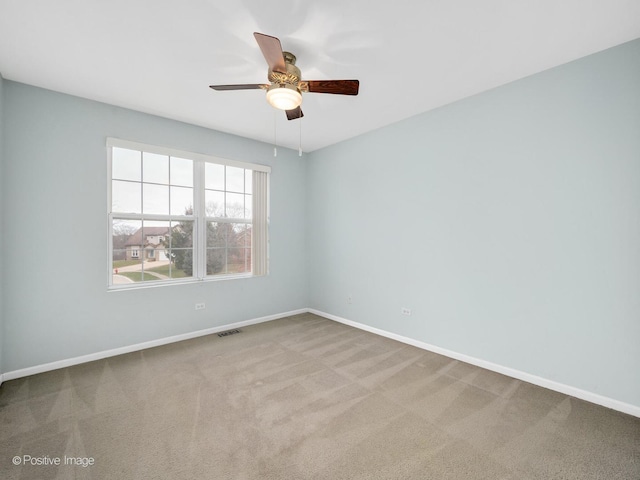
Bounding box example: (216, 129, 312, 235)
(268, 51, 301, 88)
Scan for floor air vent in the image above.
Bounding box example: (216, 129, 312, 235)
(218, 329, 241, 337)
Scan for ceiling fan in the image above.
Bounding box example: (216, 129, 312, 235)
(209, 32, 360, 120)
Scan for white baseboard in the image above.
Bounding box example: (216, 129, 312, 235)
(308, 309, 640, 419)
(1, 308, 307, 383)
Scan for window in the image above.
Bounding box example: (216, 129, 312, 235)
(205, 163, 252, 275)
(108, 138, 270, 288)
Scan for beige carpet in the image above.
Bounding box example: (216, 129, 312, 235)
(1, 313, 639, 479)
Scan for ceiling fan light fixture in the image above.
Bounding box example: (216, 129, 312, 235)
(266, 84, 302, 111)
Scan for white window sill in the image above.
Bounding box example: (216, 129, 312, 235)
(107, 272, 256, 291)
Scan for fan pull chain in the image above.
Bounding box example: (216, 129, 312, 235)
(273, 110, 278, 157)
(298, 116, 303, 157)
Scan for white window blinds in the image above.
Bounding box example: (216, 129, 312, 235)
(252, 170, 270, 276)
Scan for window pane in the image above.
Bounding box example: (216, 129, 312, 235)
(143, 152, 169, 184)
(204, 222, 252, 276)
(205, 190, 224, 217)
(112, 180, 141, 213)
(227, 248, 249, 273)
(112, 218, 143, 284)
(112, 256, 143, 284)
(136, 221, 170, 284)
(143, 184, 169, 214)
(230, 223, 250, 248)
(245, 170, 252, 194)
(244, 194, 252, 219)
(142, 221, 170, 254)
(169, 220, 194, 248)
(170, 186, 193, 216)
(112, 148, 141, 181)
(170, 157, 193, 187)
(207, 222, 227, 248)
(166, 249, 193, 279)
(141, 221, 179, 280)
(206, 248, 226, 275)
(226, 166, 245, 193)
(113, 219, 142, 232)
(112, 219, 142, 249)
(244, 225, 252, 247)
(167, 220, 194, 278)
(205, 163, 224, 190)
(226, 192, 244, 218)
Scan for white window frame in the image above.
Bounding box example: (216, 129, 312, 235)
(107, 138, 270, 290)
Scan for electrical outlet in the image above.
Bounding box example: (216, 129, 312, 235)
(195, 303, 206, 311)
(401, 307, 411, 316)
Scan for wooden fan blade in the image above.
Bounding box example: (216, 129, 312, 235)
(254, 32, 286, 74)
(209, 84, 267, 91)
(286, 107, 304, 121)
(303, 80, 359, 95)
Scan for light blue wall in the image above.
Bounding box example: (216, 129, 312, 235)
(307, 39, 640, 408)
(2, 82, 308, 372)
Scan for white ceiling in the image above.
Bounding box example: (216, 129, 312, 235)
(1, 1, 639, 152)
